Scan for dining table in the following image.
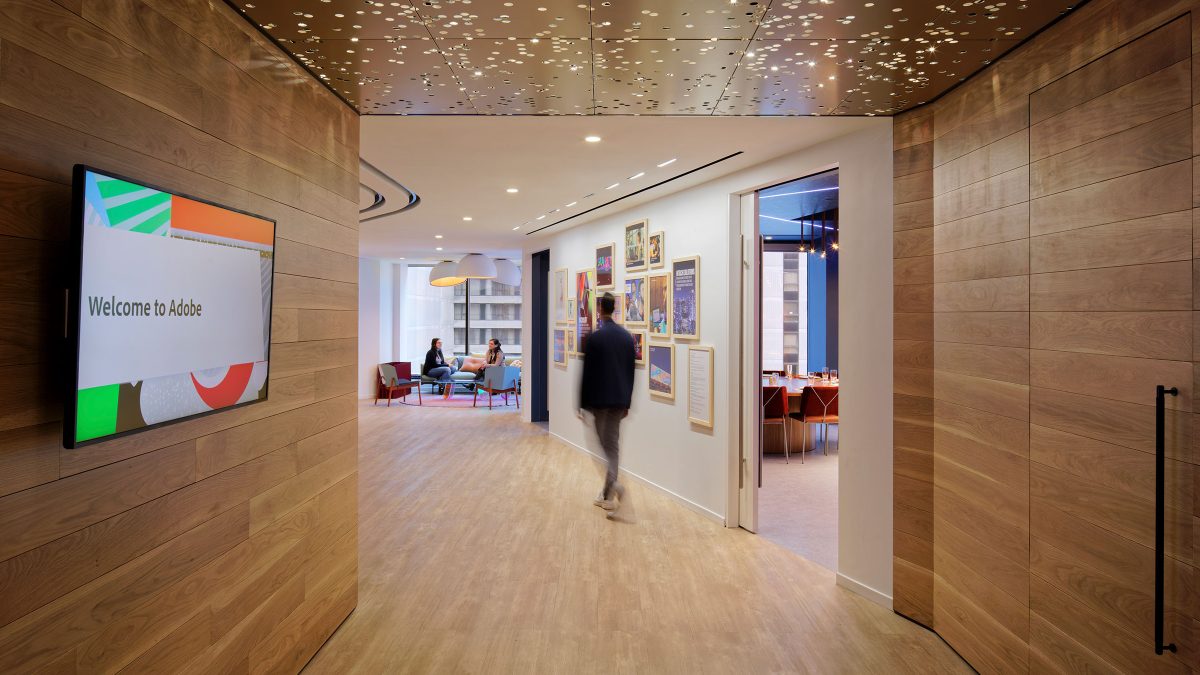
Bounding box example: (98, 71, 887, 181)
(762, 375, 839, 397)
(762, 375, 839, 454)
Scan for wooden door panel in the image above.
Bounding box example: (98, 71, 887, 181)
(1027, 22, 1195, 667)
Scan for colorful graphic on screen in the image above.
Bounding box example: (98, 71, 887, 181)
(70, 169, 275, 445)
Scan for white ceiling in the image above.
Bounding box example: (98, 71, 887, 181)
(358, 115, 880, 261)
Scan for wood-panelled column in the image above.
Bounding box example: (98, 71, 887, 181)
(893, 108, 935, 626)
(928, 63, 1033, 672)
(0, 0, 359, 671)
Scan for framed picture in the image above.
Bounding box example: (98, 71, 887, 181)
(687, 345, 714, 427)
(610, 294, 624, 324)
(623, 276, 646, 326)
(595, 242, 615, 290)
(553, 328, 567, 366)
(575, 269, 594, 352)
(648, 343, 674, 400)
(648, 231, 664, 268)
(632, 332, 646, 366)
(567, 327, 577, 356)
(624, 219, 647, 272)
(554, 268, 569, 324)
(671, 255, 699, 339)
(646, 272, 671, 338)
(567, 298, 576, 322)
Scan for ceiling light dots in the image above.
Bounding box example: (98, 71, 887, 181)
(234, 1, 1068, 116)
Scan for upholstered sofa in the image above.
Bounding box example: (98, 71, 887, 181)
(417, 356, 521, 393)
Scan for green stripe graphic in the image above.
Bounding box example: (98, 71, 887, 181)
(76, 384, 119, 442)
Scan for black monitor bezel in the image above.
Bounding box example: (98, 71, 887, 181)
(63, 164, 278, 449)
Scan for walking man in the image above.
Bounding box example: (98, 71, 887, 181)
(579, 292, 636, 516)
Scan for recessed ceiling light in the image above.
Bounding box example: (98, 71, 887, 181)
(628, 172, 645, 180)
(435, 235, 444, 239)
(537, 215, 546, 220)
(436, 247, 443, 250)
(462, 216, 472, 221)
(657, 158, 677, 167)
(606, 182, 619, 190)
(585, 135, 601, 143)
(512, 226, 520, 230)
(566, 201, 577, 207)
(506, 187, 519, 193)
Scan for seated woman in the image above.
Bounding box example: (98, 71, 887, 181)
(422, 337, 456, 393)
(476, 339, 505, 379)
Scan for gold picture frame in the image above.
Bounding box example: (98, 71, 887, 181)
(671, 255, 699, 340)
(595, 242, 616, 290)
(647, 343, 675, 400)
(646, 272, 671, 339)
(554, 267, 570, 324)
(623, 276, 647, 326)
(648, 231, 664, 269)
(553, 328, 567, 366)
(686, 345, 714, 427)
(632, 332, 646, 366)
(624, 219, 648, 272)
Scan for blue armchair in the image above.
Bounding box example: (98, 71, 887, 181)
(474, 365, 520, 409)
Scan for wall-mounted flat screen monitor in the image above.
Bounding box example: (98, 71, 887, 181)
(64, 166, 276, 448)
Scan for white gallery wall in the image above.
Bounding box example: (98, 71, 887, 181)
(357, 258, 394, 399)
(525, 120, 895, 604)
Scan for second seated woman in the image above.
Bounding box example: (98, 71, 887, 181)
(477, 338, 505, 380)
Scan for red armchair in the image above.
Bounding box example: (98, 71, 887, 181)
(375, 362, 420, 406)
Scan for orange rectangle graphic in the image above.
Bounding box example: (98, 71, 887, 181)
(170, 195, 274, 247)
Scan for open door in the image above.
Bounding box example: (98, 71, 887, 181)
(738, 192, 760, 532)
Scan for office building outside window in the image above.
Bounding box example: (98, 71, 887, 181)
(452, 275, 523, 358)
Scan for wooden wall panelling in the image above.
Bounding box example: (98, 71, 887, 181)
(925, 25, 1034, 670)
(0, 0, 358, 672)
(892, 107, 935, 627)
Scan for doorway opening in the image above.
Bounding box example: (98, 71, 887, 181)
(530, 249, 550, 423)
(751, 169, 840, 571)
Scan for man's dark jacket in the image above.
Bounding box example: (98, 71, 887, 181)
(579, 318, 636, 410)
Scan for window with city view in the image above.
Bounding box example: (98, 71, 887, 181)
(454, 277, 523, 358)
(398, 265, 523, 362)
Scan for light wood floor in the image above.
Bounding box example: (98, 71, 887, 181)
(303, 402, 969, 674)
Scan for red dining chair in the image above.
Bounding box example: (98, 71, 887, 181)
(789, 385, 838, 461)
(763, 385, 790, 463)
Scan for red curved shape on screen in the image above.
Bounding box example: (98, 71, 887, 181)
(191, 363, 255, 409)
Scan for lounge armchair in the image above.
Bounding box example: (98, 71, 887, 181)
(376, 362, 420, 406)
(474, 365, 520, 409)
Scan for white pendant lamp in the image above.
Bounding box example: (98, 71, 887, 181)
(493, 258, 521, 286)
(429, 260, 465, 287)
(456, 253, 497, 279)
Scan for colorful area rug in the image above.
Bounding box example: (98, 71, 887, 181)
(379, 391, 518, 409)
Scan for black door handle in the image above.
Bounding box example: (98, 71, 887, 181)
(1155, 385, 1178, 656)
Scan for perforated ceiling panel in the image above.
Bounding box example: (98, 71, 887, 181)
(229, 0, 1079, 115)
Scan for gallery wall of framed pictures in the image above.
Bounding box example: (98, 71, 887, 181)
(549, 217, 714, 430)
